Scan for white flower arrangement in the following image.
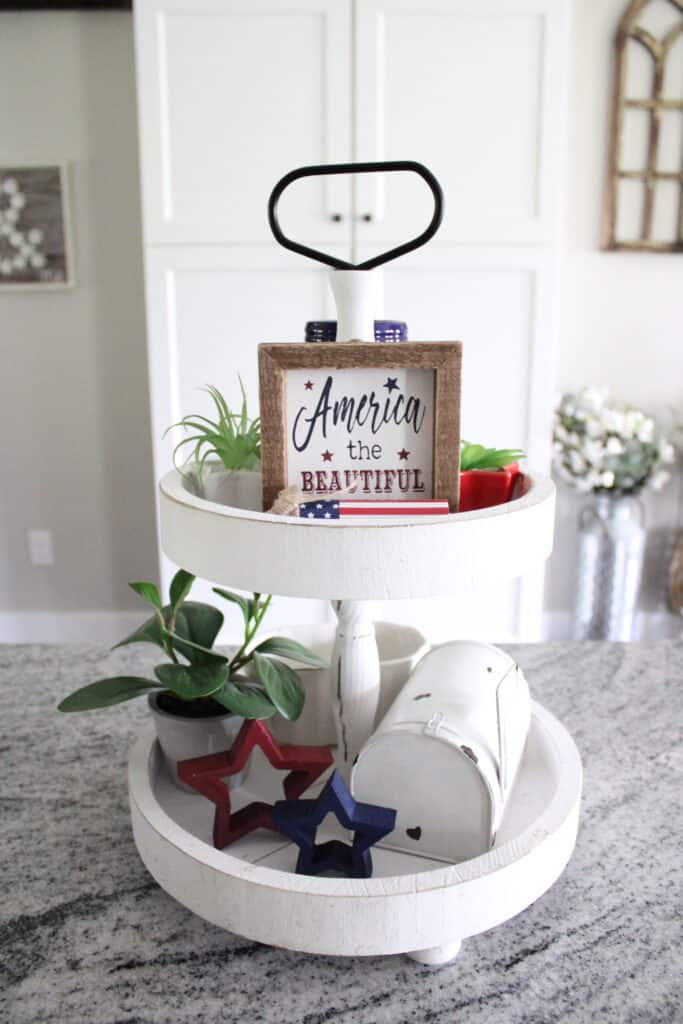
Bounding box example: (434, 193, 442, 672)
(553, 387, 675, 495)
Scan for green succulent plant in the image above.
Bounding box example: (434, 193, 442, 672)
(167, 379, 261, 477)
(460, 440, 525, 471)
(57, 571, 326, 721)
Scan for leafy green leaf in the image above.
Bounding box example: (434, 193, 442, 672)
(213, 681, 276, 719)
(169, 570, 195, 612)
(113, 614, 165, 653)
(165, 630, 229, 666)
(473, 448, 524, 469)
(253, 636, 327, 668)
(154, 662, 228, 699)
(113, 600, 224, 660)
(252, 653, 305, 721)
(212, 588, 254, 627)
(460, 441, 525, 471)
(58, 677, 160, 712)
(459, 444, 488, 471)
(172, 602, 224, 659)
(129, 581, 162, 611)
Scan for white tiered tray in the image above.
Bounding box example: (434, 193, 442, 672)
(129, 701, 582, 965)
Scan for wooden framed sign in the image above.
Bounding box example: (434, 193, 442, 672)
(258, 342, 462, 512)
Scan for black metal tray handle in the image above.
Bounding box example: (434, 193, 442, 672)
(268, 160, 444, 270)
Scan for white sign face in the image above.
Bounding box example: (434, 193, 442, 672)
(284, 367, 435, 500)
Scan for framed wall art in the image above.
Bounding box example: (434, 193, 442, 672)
(0, 164, 73, 289)
(258, 342, 462, 511)
(0, 3, 131, 9)
(603, 0, 683, 252)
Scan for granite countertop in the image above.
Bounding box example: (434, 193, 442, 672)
(1, 641, 681, 1024)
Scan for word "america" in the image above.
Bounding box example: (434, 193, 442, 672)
(292, 375, 426, 451)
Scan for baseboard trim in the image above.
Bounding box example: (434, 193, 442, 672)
(542, 610, 683, 642)
(2, 609, 680, 646)
(0, 611, 144, 644)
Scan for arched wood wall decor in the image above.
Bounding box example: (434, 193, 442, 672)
(604, 0, 683, 251)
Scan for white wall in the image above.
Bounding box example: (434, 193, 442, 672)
(545, 0, 683, 634)
(560, 0, 682, 409)
(1, 3, 679, 642)
(0, 11, 158, 640)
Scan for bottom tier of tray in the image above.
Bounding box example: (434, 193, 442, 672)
(128, 702, 581, 965)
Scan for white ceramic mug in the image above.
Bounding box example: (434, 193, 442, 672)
(268, 621, 429, 747)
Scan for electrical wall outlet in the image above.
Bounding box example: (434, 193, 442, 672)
(28, 529, 54, 566)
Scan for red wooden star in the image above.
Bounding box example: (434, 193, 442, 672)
(304, 380, 314, 390)
(398, 448, 410, 460)
(321, 450, 333, 462)
(177, 720, 333, 850)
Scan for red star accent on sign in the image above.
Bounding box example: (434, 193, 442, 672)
(304, 380, 314, 390)
(322, 450, 333, 462)
(398, 448, 410, 460)
(177, 720, 333, 849)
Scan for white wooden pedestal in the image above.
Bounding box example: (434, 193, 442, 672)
(158, 470, 555, 777)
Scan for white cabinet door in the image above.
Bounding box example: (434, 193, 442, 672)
(353, 0, 568, 247)
(134, 0, 352, 244)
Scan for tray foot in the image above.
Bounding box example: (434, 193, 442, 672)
(407, 940, 462, 966)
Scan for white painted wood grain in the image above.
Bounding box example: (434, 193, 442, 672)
(128, 701, 582, 958)
(158, 469, 555, 600)
(330, 601, 381, 780)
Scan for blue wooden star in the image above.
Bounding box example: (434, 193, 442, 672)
(271, 770, 396, 878)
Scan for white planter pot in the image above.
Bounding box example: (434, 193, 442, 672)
(184, 463, 262, 512)
(148, 692, 245, 791)
(267, 621, 429, 747)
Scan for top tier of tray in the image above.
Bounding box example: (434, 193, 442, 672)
(158, 469, 555, 601)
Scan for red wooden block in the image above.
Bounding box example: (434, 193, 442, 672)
(177, 719, 334, 850)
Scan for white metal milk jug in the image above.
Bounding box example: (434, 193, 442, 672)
(351, 641, 531, 863)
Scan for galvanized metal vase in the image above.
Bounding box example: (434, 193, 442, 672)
(573, 493, 645, 641)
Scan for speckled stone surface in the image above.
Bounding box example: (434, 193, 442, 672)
(1, 641, 682, 1024)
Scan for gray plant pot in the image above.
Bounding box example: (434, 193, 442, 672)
(184, 461, 262, 511)
(148, 692, 246, 792)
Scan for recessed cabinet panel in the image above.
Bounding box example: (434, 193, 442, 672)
(354, 0, 566, 245)
(146, 250, 331, 458)
(381, 264, 533, 450)
(135, 0, 351, 243)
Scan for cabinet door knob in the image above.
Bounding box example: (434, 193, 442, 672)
(330, 213, 343, 222)
(361, 213, 373, 222)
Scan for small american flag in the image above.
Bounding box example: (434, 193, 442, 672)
(299, 499, 450, 519)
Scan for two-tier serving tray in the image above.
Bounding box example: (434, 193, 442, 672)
(128, 470, 582, 965)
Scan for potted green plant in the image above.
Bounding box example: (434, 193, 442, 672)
(58, 570, 326, 788)
(167, 380, 262, 510)
(459, 441, 525, 512)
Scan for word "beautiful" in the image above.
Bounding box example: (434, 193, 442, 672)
(301, 468, 425, 494)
